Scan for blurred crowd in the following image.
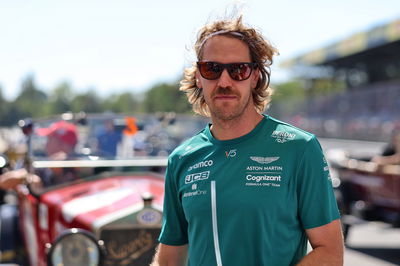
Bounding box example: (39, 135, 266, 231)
(277, 79, 400, 142)
(0, 112, 209, 161)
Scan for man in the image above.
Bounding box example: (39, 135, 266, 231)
(35, 120, 79, 186)
(0, 168, 33, 190)
(95, 119, 123, 157)
(152, 16, 343, 266)
(0, 120, 78, 189)
(36, 120, 78, 160)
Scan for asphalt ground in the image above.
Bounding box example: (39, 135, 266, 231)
(344, 222, 400, 265)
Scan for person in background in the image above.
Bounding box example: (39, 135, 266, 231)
(0, 120, 78, 264)
(0, 148, 37, 265)
(96, 119, 122, 157)
(0, 168, 27, 264)
(0, 120, 78, 188)
(35, 120, 79, 185)
(152, 15, 343, 266)
(36, 120, 78, 160)
(0, 168, 36, 190)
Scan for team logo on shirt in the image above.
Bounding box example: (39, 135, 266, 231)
(244, 173, 282, 187)
(245, 155, 283, 187)
(225, 149, 237, 157)
(250, 156, 279, 164)
(188, 160, 213, 171)
(271, 130, 296, 143)
(185, 171, 210, 184)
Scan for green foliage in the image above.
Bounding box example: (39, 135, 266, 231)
(0, 86, 6, 117)
(310, 78, 345, 94)
(0, 87, 16, 126)
(102, 92, 141, 113)
(143, 82, 191, 113)
(70, 89, 102, 113)
(268, 77, 346, 118)
(13, 75, 48, 119)
(44, 81, 74, 115)
(0, 73, 196, 126)
(269, 80, 307, 117)
(272, 80, 306, 101)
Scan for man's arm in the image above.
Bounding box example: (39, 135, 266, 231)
(297, 219, 344, 266)
(0, 168, 27, 190)
(151, 243, 188, 266)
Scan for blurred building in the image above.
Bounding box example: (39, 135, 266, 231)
(279, 17, 400, 141)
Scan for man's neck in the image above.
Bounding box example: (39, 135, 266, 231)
(210, 111, 264, 140)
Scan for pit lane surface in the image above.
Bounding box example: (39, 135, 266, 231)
(343, 221, 400, 266)
(320, 138, 400, 266)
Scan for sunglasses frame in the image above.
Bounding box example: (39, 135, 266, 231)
(197, 61, 258, 81)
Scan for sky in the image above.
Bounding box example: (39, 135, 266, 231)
(1, 0, 399, 101)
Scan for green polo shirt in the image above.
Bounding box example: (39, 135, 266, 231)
(159, 115, 340, 266)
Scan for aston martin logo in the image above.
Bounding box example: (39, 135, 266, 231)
(250, 156, 280, 164)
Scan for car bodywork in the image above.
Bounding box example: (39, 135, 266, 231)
(327, 149, 400, 240)
(19, 170, 165, 266)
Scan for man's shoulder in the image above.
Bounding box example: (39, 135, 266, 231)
(266, 116, 316, 143)
(169, 128, 209, 159)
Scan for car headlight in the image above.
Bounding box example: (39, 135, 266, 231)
(47, 228, 104, 266)
(0, 155, 8, 169)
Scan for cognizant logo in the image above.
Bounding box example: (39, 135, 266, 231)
(246, 175, 281, 182)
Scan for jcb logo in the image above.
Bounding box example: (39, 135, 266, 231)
(225, 149, 237, 158)
(185, 171, 210, 184)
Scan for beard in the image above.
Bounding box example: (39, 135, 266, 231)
(208, 86, 253, 121)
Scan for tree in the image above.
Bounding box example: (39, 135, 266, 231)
(268, 80, 307, 118)
(45, 81, 74, 115)
(143, 82, 191, 113)
(272, 80, 306, 101)
(14, 75, 48, 119)
(70, 89, 102, 113)
(0, 86, 13, 126)
(102, 92, 141, 113)
(0, 86, 6, 119)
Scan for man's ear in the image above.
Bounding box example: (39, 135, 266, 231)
(251, 69, 260, 89)
(195, 72, 202, 88)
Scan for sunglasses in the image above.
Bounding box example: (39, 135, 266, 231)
(197, 61, 258, 81)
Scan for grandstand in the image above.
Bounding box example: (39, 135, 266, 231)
(279, 18, 400, 142)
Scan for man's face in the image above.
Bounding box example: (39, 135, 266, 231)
(45, 134, 73, 157)
(196, 35, 259, 121)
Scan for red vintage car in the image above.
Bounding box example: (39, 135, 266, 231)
(327, 148, 400, 241)
(5, 113, 207, 266)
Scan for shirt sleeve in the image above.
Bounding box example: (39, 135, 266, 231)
(158, 157, 189, 245)
(296, 136, 340, 229)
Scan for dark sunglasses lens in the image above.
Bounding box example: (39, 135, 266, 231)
(228, 63, 253, 81)
(199, 62, 222, 80)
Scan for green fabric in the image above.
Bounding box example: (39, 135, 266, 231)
(159, 115, 340, 266)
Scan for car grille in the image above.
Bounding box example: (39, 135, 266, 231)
(100, 226, 161, 266)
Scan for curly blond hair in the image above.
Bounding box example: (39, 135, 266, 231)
(180, 15, 278, 117)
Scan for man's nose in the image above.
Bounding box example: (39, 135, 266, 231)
(216, 69, 233, 88)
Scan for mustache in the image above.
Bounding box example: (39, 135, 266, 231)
(212, 86, 239, 97)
